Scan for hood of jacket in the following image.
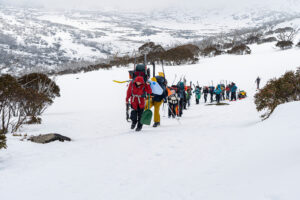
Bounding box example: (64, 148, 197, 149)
(134, 76, 145, 85)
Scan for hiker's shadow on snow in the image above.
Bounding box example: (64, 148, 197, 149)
(0, 157, 9, 171)
(44, 111, 78, 116)
(240, 120, 261, 127)
(179, 115, 203, 119)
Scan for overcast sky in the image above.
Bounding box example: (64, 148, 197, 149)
(0, 0, 297, 11)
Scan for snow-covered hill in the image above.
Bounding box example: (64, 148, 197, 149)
(0, 5, 300, 73)
(0, 40, 300, 199)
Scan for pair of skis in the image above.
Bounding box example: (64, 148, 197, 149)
(113, 80, 130, 84)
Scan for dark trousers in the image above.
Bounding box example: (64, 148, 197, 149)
(168, 103, 177, 118)
(183, 100, 187, 109)
(204, 93, 208, 103)
(179, 99, 184, 117)
(226, 91, 230, 99)
(216, 94, 221, 104)
(196, 98, 199, 104)
(231, 92, 237, 101)
(210, 93, 214, 103)
(130, 107, 143, 128)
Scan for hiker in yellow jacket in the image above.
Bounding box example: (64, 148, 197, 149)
(145, 73, 167, 127)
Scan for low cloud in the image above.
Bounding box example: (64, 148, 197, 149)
(0, 0, 298, 11)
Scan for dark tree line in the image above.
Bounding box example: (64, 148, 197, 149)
(108, 42, 200, 67)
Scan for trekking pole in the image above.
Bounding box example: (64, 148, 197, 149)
(167, 104, 181, 124)
(162, 102, 166, 117)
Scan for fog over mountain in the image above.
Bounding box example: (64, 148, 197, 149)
(0, 0, 299, 11)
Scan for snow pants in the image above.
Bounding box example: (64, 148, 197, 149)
(179, 98, 184, 117)
(216, 94, 221, 104)
(226, 91, 230, 100)
(231, 92, 237, 101)
(168, 103, 177, 118)
(195, 94, 201, 104)
(145, 99, 163, 123)
(210, 93, 214, 103)
(130, 107, 143, 129)
(204, 93, 208, 103)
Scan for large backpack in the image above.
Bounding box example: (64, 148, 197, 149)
(177, 82, 185, 98)
(129, 64, 150, 82)
(128, 64, 150, 99)
(155, 76, 167, 94)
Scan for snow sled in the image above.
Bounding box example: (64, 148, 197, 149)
(238, 90, 247, 99)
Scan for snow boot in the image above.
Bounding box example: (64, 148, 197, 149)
(153, 122, 160, 127)
(135, 125, 143, 132)
(131, 123, 137, 130)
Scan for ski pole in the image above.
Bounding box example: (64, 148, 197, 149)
(167, 104, 181, 124)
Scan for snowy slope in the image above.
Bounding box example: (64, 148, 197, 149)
(0, 42, 300, 200)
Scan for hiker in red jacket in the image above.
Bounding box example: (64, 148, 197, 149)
(126, 76, 152, 132)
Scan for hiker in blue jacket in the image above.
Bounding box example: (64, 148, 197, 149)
(193, 86, 201, 104)
(215, 85, 222, 104)
(230, 83, 238, 101)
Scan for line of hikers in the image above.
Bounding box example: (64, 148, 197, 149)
(166, 82, 248, 118)
(125, 64, 247, 132)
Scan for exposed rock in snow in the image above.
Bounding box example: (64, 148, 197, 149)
(28, 133, 71, 144)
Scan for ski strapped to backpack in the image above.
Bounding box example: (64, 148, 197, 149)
(113, 80, 130, 84)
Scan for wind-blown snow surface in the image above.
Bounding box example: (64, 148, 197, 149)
(1, 43, 300, 200)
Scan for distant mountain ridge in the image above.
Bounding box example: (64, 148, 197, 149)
(0, 4, 299, 74)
